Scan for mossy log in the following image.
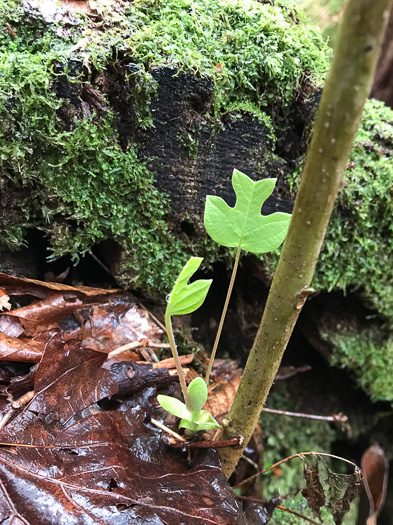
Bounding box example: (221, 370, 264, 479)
(0, 0, 329, 293)
(1, 0, 393, 406)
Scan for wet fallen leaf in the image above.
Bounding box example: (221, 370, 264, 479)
(0, 272, 120, 336)
(362, 445, 389, 525)
(0, 274, 164, 363)
(0, 326, 247, 523)
(0, 288, 11, 311)
(0, 332, 44, 362)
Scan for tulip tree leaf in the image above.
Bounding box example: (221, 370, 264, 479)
(204, 169, 291, 254)
(167, 257, 212, 316)
(188, 377, 208, 412)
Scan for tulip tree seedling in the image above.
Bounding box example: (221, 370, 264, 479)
(204, 169, 291, 383)
(158, 257, 220, 431)
(158, 169, 291, 433)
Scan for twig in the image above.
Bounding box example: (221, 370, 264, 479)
(240, 454, 259, 470)
(262, 407, 348, 424)
(88, 252, 115, 279)
(152, 354, 194, 369)
(276, 505, 323, 525)
(0, 412, 12, 429)
(0, 391, 36, 429)
(169, 436, 244, 449)
(107, 340, 170, 360)
(12, 390, 35, 409)
(137, 300, 166, 333)
(236, 496, 322, 525)
(235, 451, 360, 489)
(5, 24, 17, 37)
(150, 417, 186, 442)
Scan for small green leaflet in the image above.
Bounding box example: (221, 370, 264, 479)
(157, 378, 220, 433)
(157, 395, 191, 420)
(204, 169, 291, 254)
(188, 377, 208, 412)
(167, 257, 212, 316)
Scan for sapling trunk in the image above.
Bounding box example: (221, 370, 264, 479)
(219, 0, 393, 477)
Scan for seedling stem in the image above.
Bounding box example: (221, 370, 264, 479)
(165, 309, 192, 411)
(205, 243, 242, 384)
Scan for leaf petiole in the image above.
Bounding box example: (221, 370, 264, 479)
(205, 243, 242, 384)
(165, 309, 192, 411)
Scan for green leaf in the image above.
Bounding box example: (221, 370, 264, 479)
(188, 377, 208, 412)
(179, 419, 199, 432)
(179, 410, 221, 431)
(157, 395, 191, 420)
(204, 169, 291, 254)
(167, 257, 212, 316)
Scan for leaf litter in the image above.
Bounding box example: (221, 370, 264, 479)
(0, 272, 362, 523)
(0, 273, 247, 524)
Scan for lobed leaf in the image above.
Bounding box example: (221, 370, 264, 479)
(167, 257, 212, 316)
(204, 169, 291, 254)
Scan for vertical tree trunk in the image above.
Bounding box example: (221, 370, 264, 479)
(219, 0, 393, 478)
(371, 6, 393, 108)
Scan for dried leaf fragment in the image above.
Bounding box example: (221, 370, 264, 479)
(0, 288, 11, 311)
(301, 461, 326, 518)
(362, 445, 389, 524)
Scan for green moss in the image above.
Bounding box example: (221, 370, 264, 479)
(322, 325, 393, 404)
(288, 99, 393, 312)
(0, 0, 330, 295)
(125, 0, 329, 128)
(285, 99, 393, 402)
(0, 38, 186, 293)
(312, 100, 393, 321)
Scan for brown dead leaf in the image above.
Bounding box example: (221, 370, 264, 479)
(203, 360, 242, 421)
(0, 332, 45, 362)
(0, 288, 11, 311)
(0, 272, 120, 336)
(362, 445, 389, 524)
(79, 301, 163, 353)
(0, 327, 247, 524)
(332, 467, 363, 525)
(0, 274, 164, 363)
(301, 462, 326, 518)
(205, 375, 241, 422)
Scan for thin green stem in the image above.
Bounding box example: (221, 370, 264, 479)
(205, 244, 242, 384)
(165, 310, 192, 411)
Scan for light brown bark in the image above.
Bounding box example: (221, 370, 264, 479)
(219, 0, 393, 478)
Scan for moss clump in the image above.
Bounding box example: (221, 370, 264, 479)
(0, 39, 186, 293)
(313, 100, 393, 321)
(0, 0, 330, 294)
(125, 0, 329, 126)
(321, 325, 393, 404)
(284, 99, 393, 402)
